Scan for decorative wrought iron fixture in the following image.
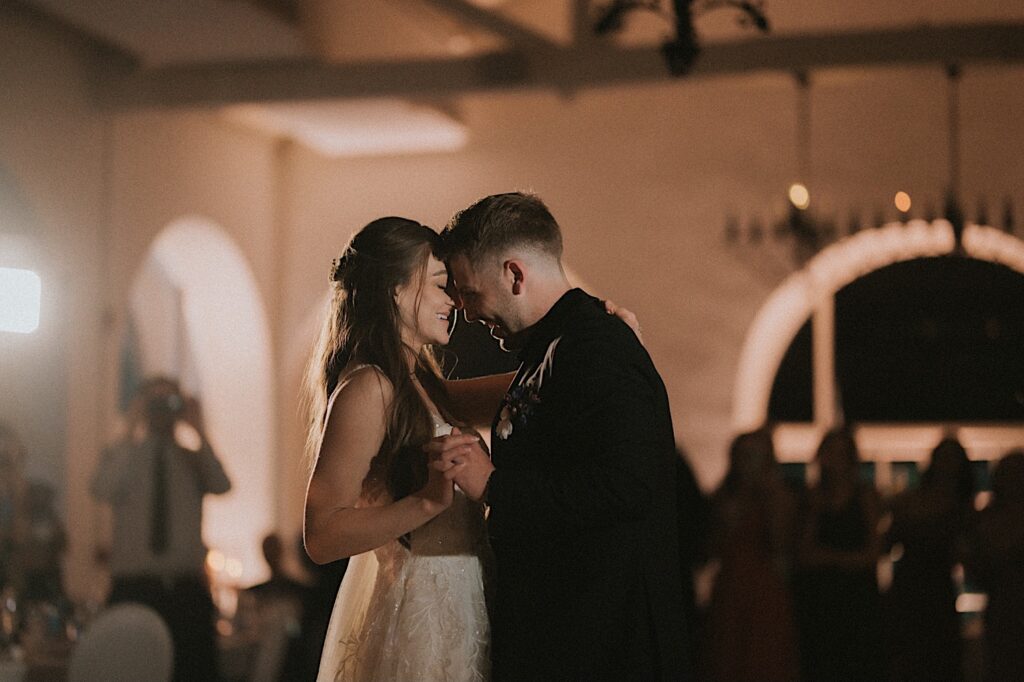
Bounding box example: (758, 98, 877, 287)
(594, 0, 770, 75)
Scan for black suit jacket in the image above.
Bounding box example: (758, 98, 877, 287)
(486, 289, 689, 681)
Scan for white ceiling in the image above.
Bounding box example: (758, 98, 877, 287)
(25, 0, 312, 65)
(17, 0, 1024, 157)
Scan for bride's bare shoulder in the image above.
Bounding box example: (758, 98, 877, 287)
(317, 365, 395, 468)
(329, 364, 394, 411)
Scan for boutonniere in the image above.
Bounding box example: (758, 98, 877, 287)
(496, 337, 561, 440)
(496, 383, 540, 440)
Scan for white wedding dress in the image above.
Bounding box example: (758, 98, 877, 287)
(317, 418, 491, 682)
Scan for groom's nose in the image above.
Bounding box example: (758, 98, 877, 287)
(446, 283, 464, 310)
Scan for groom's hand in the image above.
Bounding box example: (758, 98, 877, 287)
(424, 427, 495, 503)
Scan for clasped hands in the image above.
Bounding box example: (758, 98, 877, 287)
(423, 427, 494, 503)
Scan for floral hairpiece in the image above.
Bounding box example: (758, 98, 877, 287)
(330, 251, 353, 283)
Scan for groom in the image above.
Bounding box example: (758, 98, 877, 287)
(432, 192, 689, 681)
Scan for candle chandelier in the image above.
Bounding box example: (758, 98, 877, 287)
(723, 64, 1020, 280)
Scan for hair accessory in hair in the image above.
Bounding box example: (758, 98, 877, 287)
(330, 251, 353, 283)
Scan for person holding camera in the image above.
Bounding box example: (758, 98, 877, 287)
(91, 376, 231, 681)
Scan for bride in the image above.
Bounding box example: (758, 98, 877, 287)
(303, 216, 638, 681)
(304, 217, 503, 682)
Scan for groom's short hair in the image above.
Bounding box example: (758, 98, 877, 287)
(442, 192, 563, 264)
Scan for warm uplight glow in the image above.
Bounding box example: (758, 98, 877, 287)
(0, 267, 41, 333)
(136, 217, 276, 585)
(894, 191, 912, 213)
(788, 183, 810, 210)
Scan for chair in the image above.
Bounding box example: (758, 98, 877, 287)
(67, 603, 174, 682)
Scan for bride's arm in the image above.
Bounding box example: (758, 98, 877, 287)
(444, 373, 515, 428)
(304, 367, 452, 564)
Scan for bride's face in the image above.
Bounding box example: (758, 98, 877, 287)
(396, 254, 455, 349)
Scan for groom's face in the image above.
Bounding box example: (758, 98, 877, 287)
(448, 253, 524, 346)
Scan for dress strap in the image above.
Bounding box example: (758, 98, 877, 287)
(330, 364, 382, 398)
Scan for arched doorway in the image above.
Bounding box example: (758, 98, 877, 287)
(126, 216, 274, 586)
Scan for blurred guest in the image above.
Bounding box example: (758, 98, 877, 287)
(91, 377, 231, 682)
(235, 533, 311, 681)
(675, 445, 710, 666)
(292, 534, 346, 681)
(794, 427, 883, 681)
(887, 437, 975, 682)
(0, 423, 28, 590)
(965, 450, 1024, 682)
(16, 481, 66, 606)
(245, 534, 308, 606)
(700, 428, 800, 682)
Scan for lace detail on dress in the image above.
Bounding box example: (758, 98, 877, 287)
(318, 421, 491, 682)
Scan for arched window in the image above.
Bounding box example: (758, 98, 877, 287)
(735, 221, 1024, 611)
(734, 220, 1024, 469)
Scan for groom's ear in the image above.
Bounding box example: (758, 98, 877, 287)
(505, 260, 525, 296)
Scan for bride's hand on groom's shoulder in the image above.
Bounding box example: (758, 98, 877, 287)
(604, 300, 643, 343)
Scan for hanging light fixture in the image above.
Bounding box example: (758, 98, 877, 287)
(943, 63, 967, 247)
(775, 71, 837, 266)
(724, 61, 1021, 272)
(593, 0, 770, 75)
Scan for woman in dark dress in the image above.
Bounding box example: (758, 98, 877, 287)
(794, 428, 883, 681)
(965, 450, 1024, 682)
(887, 438, 975, 682)
(701, 428, 800, 682)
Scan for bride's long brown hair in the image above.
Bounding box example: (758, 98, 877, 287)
(303, 217, 454, 500)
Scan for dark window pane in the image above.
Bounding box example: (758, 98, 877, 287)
(769, 319, 814, 422)
(891, 461, 921, 489)
(971, 460, 992, 492)
(780, 462, 808, 485)
(835, 257, 1024, 422)
(859, 461, 876, 485)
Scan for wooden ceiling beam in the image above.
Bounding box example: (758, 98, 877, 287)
(95, 22, 1024, 109)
